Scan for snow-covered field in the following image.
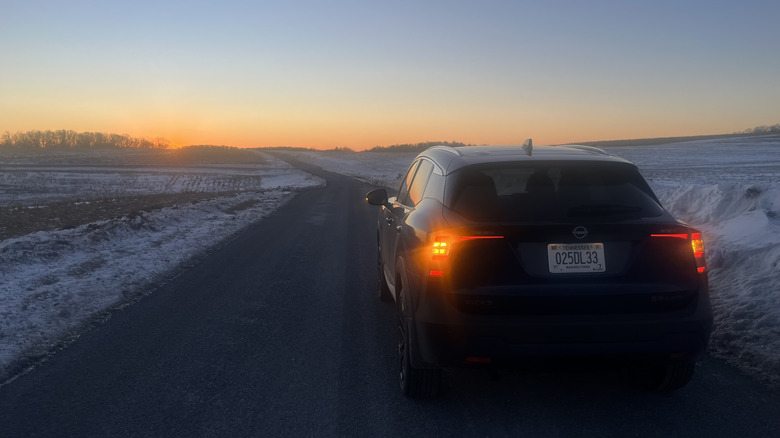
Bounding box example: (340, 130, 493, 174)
(1, 137, 778, 387)
(0, 151, 322, 382)
(290, 135, 780, 385)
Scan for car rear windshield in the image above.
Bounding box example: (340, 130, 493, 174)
(448, 162, 664, 222)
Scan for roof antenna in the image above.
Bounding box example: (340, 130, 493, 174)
(522, 138, 533, 156)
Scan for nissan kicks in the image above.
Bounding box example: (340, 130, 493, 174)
(365, 141, 713, 398)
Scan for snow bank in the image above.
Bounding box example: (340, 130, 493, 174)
(657, 183, 780, 381)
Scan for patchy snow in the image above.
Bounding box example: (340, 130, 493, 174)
(0, 153, 322, 382)
(0, 164, 302, 204)
(293, 135, 780, 385)
(286, 150, 412, 188)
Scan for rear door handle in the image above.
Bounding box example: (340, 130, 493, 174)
(396, 226, 402, 233)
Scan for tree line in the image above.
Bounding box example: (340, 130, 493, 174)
(366, 141, 472, 153)
(1, 130, 171, 150)
(740, 123, 780, 134)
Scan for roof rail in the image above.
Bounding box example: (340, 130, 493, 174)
(566, 145, 610, 155)
(428, 145, 462, 156)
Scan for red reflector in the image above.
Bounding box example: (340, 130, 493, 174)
(429, 270, 444, 277)
(698, 267, 706, 273)
(465, 357, 492, 363)
(651, 233, 688, 239)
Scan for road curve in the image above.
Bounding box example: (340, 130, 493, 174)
(1, 158, 779, 437)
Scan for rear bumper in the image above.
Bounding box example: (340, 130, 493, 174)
(411, 317, 712, 368)
(408, 285, 713, 368)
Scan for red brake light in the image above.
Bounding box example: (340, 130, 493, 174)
(691, 232, 706, 273)
(652, 231, 706, 274)
(691, 232, 704, 257)
(650, 233, 688, 239)
(457, 236, 504, 241)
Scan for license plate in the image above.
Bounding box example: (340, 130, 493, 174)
(547, 243, 606, 273)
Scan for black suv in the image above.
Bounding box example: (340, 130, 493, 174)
(366, 142, 712, 398)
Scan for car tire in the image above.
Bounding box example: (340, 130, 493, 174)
(397, 275, 441, 398)
(638, 361, 696, 393)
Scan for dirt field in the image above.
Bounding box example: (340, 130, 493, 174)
(0, 192, 248, 240)
(0, 148, 279, 241)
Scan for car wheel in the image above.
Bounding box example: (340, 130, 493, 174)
(378, 244, 392, 302)
(637, 361, 696, 392)
(397, 276, 441, 398)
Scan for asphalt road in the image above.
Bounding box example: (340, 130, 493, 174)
(1, 159, 779, 437)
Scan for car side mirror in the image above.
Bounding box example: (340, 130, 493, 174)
(365, 188, 389, 206)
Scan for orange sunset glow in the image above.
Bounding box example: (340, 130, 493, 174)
(2, 1, 778, 149)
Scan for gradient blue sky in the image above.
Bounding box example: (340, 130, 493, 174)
(2, 0, 779, 149)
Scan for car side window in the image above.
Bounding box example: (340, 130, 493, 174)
(423, 172, 445, 202)
(407, 160, 434, 207)
(396, 161, 420, 206)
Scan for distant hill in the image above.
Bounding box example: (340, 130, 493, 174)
(578, 124, 780, 147)
(577, 133, 762, 148)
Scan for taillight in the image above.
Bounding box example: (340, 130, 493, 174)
(428, 234, 503, 277)
(691, 232, 706, 273)
(651, 231, 706, 274)
(650, 233, 688, 239)
(432, 236, 450, 259)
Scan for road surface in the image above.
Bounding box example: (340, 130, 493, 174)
(1, 159, 779, 437)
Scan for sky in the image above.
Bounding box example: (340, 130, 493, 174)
(2, 0, 779, 149)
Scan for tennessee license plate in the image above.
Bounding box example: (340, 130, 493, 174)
(547, 243, 606, 273)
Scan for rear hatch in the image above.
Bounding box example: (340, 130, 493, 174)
(436, 160, 705, 316)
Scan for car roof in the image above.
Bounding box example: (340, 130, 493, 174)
(419, 144, 633, 175)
